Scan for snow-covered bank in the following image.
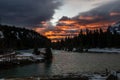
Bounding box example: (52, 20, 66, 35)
(0, 52, 44, 63)
(16, 52, 44, 61)
(88, 48, 120, 53)
(0, 51, 45, 68)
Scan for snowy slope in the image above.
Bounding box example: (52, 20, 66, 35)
(110, 21, 120, 34)
(88, 48, 120, 53)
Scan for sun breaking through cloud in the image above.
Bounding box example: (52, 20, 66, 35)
(34, 0, 120, 42)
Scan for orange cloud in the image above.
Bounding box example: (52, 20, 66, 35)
(110, 12, 120, 16)
(34, 16, 117, 42)
(79, 16, 102, 20)
(33, 27, 46, 34)
(59, 20, 76, 24)
(79, 16, 95, 20)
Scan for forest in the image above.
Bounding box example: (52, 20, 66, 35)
(1, 24, 120, 52)
(0, 24, 50, 50)
(52, 26, 120, 51)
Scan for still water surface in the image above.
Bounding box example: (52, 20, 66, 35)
(0, 50, 120, 78)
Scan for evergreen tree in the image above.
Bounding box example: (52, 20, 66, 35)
(0, 24, 50, 50)
(52, 26, 120, 51)
(44, 48, 53, 60)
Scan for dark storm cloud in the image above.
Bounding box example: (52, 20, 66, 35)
(0, 0, 61, 27)
(57, 16, 75, 26)
(73, 0, 120, 24)
(59, 16, 71, 21)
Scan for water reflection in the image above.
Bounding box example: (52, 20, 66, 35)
(44, 60, 52, 76)
(0, 50, 120, 78)
(0, 61, 53, 78)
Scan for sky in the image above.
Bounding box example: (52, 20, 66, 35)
(0, 0, 61, 27)
(0, 0, 120, 42)
(51, 0, 115, 25)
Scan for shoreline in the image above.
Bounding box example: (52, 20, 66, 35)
(64, 48, 120, 54)
(0, 50, 120, 80)
(0, 60, 45, 70)
(1, 70, 120, 80)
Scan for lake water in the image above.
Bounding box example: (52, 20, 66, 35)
(0, 50, 120, 78)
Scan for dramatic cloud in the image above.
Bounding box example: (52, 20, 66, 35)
(21, 0, 120, 42)
(51, 0, 114, 25)
(0, 0, 61, 27)
(38, 0, 120, 42)
(74, 0, 120, 25)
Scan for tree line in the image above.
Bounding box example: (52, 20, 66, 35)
(0, 24, 51, 50)
(52, 26, 120, 51)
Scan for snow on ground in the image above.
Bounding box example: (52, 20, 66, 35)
(16, 53, 34, 57)
(0, 59, 3, 61)
(117, 73, 120, 80)
(16, 52, 44, 60)
(0, 31, 4, 38)
(88, 48, 120, 53)
(89, 75, 107, 80)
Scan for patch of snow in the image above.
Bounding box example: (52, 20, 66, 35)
(33, 57, 43, 60)
(11, 31, 14, 33)
(117, 73, 120, 80)
(0, 31, 4, 38)
(16, 32, 20, 39)
(38, 48, 46, 53)
(88, 48, 120, 53)
(16, 53, 34, 57)
(72, 48, 77, 51)
(0, 59, 3, 62)
(17, 57, 23, 60)
(16, 53, 44, 60)
(83, 74, 107, 80)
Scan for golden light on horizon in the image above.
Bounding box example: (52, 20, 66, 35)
(59, 20, 76, 24)
(34, 19, 117, 42)
(79, 16, 103, 20)
(110, 12, 120, 16)
(79, 16, 95, 20)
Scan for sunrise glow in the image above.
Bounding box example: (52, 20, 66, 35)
(32, 0, 120, 42)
